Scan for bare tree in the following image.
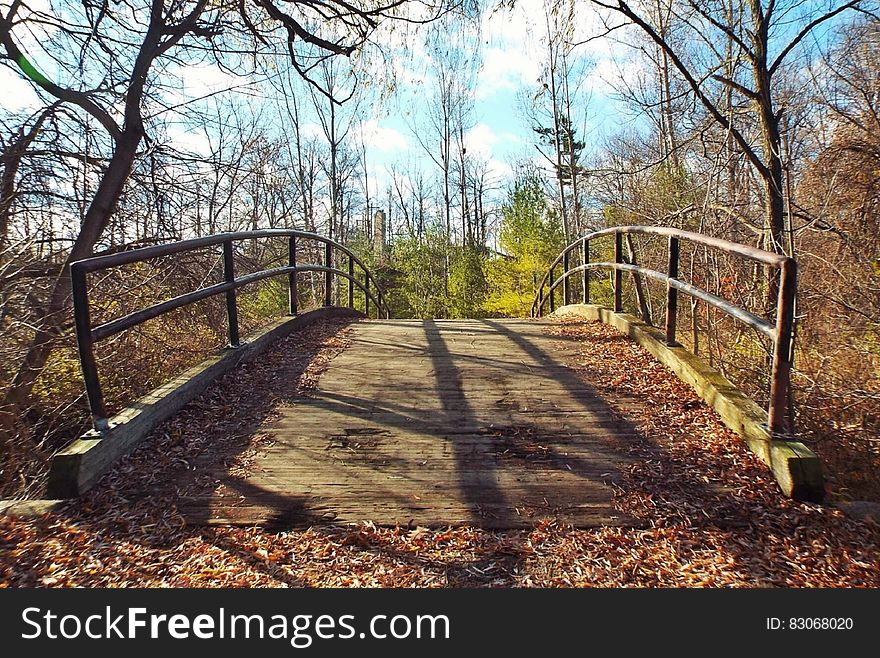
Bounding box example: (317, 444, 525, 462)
(590, 0, 869, 302)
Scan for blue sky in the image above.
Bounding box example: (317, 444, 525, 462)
(347, 0, 633, 206)
(0, 0, 634, 210)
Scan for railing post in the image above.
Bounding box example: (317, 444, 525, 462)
(324, 241, 332, 307)
(768, 258, 797, 436)
(549, 265, 556, 313)
(365, 276, 371, 317)
(531, 272, 539, 318)
(582, 238, 590, 305)
(562, 249, 570, 306)
(288, 234, 297, 316)
(348, 255, 354, 308)
(378, 290, 384, 319)
(223, 239, 240, 347)
(665, 236, 680, 345)
(613, 232, 623, 312)
(71, 263, 109, 432)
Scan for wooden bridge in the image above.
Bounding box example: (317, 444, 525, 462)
(176, 318, 637, 528)
(47, 228, 825, 527)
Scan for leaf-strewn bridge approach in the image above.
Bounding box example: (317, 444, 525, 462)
(47, 228, 824, 527)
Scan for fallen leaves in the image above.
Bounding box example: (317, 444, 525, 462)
(1, 317, 879, 588)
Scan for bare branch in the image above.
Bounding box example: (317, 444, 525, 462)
(0, 11, 121, 140)
(770, 0, 863, 76)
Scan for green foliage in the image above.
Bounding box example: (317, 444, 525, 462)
(355, 175, 565, 320)
(604, 163, 700, 229)
(533, 113, 586, 186)
(484, 175, 565, 317)
(240, 279, 286, 321)
(364, 228, 490, 319)
(388, 227, 452, 318)
(448, 245, 488, 318)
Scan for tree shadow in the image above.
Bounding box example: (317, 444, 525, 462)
(10, 317, 875, 587)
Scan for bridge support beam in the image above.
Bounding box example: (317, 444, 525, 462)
(324, 242, 332, 307)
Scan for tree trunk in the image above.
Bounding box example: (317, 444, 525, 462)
(748, 0, 787, 310)
(0, 106, 57, 252)
(2, 130, 142, 413)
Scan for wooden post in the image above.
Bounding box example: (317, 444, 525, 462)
(613, 232, 623, 312)
(549, 265, 556, 313)
(625, 234, 652, 324)
(582, 238, 590, 305)
(562, 249, 570, 306)
(223, 240, 240, 347)
(378, 290, 384, 319)
(365, 277, 370, 317)
(348, 255, 354, 308)
(288, 235, 297, 316)
(324, 241, 332, 307)
(71, 263, 109, 431)
(768, 258, 797, 436)
(665, 236, 680, 345)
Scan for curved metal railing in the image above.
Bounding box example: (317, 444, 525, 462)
(70, 229, 391, 431)
(531, 226, 796, 436)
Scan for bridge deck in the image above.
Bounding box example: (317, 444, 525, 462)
(178, 319, 640, 528)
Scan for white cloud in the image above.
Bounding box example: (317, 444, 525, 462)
(477, 47, 542, 99)
(464, 123, 522, 160)
(486, 157, 514, 182)
(464, 123, 498, 159)
(0, 67, 41, 112)
(358, 119, 409, 153)
(176, 64, 250, 99)
(300, 122, 324, 141)
(164, 124, 211, 156)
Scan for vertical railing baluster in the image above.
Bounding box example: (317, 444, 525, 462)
(582, 238, 590, 305)
(665, 236, 680, 345)
(378, 290, 384, 320)
(365, 276, 371, 317)
(532, 272, 538, 317)
(348, 255, 354, 308)
(71, 263, 109, 431)
(549, 265, 556, 313)
(613, 232, 623, 312)
(768, 259, 797, 436)
(288, 234, 297, 316)
(223, 239, 240, 347)
(324, 241, 332, 307)
(562, 249, 570, 306)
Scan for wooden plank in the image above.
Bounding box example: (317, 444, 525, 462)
(47, 307, 363, 497)
(174, 318, 640, 528)
(554, 304, 824, 502)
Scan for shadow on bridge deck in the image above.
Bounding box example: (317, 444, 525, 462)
(176, 319, 643, 528)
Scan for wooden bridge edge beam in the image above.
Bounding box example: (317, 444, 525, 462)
(45, 306, 364, 499)
(551, 304, 824, 503)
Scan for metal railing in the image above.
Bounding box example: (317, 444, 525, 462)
(71, 229, 391, 432)
(531, 226, 796, 437)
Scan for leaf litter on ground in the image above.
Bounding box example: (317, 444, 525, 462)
(1, 316, 878, 587)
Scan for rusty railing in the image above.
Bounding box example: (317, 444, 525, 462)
(71, 229, 390, 432)
(531, 226, 796, 437)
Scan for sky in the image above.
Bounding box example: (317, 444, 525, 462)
(356, 0, 634, 201)
(0, 0, 637, 217)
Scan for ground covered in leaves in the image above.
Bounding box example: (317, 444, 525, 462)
(2, 317, 878, 587)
